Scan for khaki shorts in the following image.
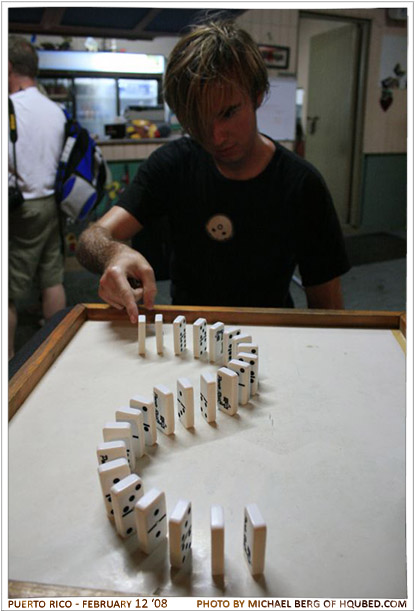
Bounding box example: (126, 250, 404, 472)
(9, 195, 64, 300)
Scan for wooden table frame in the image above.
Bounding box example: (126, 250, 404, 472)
(8, 303, 407, 598)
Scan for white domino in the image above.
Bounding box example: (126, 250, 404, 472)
(230, 334, 252, 361)
(96, 440, 127, 466)
(223, 327, 241, 364)
(217, 367, 239, 416)
(116, 407, 145, 459)
(243, 504, 267, 575)
(211, 505, 225, 576)
(227, 359, 251, 405)
(177, 378, 194, 429)
(237, 352, 258, 395)
(135, 488, 167, 554)
(97, 457, 130, 519)
(209, 322, 224, 363)
(238, 342, 259, 357)
(103, 421, 135, 470)
(193, 317, 207, 359)
(169, 499, 192, 568)
(173, 315, 186, 355)
(111, 473, 144, 538)
(155, 314, 164, 354)
(200, 372, 217, 423)
(129, 395, 157, 446)
(153, 384, 175, 435)
(138, 314, 146, 355)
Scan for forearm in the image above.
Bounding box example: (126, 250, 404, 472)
(76, 223, 130, 275)
(305, 277, 344, 309)
(76, 221, 157, 318)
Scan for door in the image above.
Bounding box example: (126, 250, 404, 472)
(305, 24, 359, 224)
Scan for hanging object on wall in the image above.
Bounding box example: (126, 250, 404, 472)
(379, 64, 406, 112)
(258, 44, 290, 70)
(380, 88, 394, 111)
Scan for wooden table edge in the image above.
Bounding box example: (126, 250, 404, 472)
(8, 579, 136, 598)
(84, 303, 405, 329)
(8, 304, 87, 421)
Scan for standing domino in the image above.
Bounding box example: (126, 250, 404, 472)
(153, 384, 175, 435)
(238, 342, 259, 357)
(209, 322, 224, 363)
(130, 395, 157, 446)
(111, 473, 144, 538)
(96, 440, 127, 465)
(173, 315, 186, 355)
(169, 499, 192, 568)
(177, 378, 195, 429)
(135, 488, 167, 554)
(116, 407, 146, 459)
(103, 422, 135, 470)
(237, 352, 259, 396)
(193, 317, 207, 359)
(97, 457, 130, 519)
(243, 504, 267, 575)
(211, 505, 225, 576)
(227, 359, 251, 405)
(200, 372, 217, 423)
(138, 314, 146, 355)
(230, 334, 252, 361)
(217, 367, 239, 416)
(155, 314, 164, 354)
(223, 327, 241, 364)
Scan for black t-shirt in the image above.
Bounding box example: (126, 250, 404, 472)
(117, 136, 350, 307)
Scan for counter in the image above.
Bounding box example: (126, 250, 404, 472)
(97, 136, 179, 162)
(98, 137, 294, 162)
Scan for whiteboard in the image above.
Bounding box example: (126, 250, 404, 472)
(257, 76, 297, 141)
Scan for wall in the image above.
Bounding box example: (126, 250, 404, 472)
(236, 8, 298, 74)
(360, 154, 407, 230)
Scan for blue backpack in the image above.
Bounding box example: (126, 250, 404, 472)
(55, 109, 110, 222)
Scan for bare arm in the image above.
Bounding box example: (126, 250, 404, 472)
(76, 206, 157, 323)
(304, 276, 344, 309)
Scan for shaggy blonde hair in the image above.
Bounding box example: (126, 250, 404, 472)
(163, 20, 269, 143)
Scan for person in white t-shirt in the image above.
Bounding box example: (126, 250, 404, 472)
(8, 35, 67, 359)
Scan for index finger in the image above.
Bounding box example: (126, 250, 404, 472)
(116, 276, 140, 324)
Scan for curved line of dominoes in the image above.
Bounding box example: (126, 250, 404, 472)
(97, 314, 266, 578)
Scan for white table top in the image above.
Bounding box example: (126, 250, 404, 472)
(8, 320, 407, 597)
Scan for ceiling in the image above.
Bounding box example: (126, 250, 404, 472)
(8, 6, 247, 40)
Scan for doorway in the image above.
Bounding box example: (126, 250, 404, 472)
(298, 12, 370, 229)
